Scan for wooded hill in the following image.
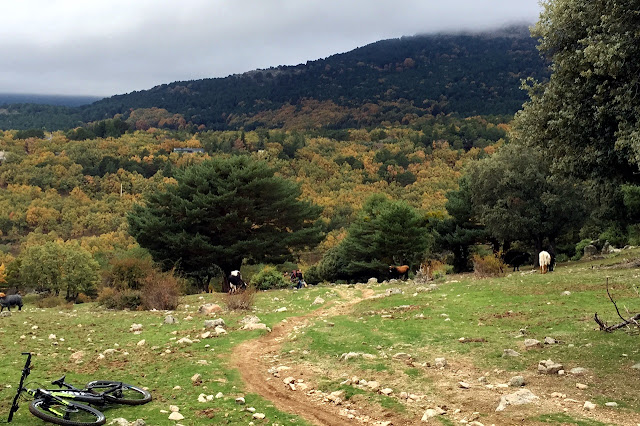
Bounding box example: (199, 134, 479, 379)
(0, 25, 547, 131)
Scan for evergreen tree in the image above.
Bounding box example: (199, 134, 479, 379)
(127, 156, 323, 291)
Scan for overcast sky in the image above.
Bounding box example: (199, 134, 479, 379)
(1, 0, 542, 97)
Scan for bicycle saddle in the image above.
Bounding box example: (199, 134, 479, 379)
(51, 375, 66, 387)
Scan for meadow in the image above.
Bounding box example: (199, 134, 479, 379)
(1, 250, 639, 425)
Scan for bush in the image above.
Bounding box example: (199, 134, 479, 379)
(140, 269, 182, 311)
(251, 266, 289, 290)
(105, 256, 154, 291)
(36, 295, 72, 309)
(75, 293, 92, 304)
(225, 287, 256, 310)
(472, 254, 504, 278)
(97, 287, 142, 310)
(599, 226, 628, 248)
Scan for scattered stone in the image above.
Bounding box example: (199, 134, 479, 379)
(215, 392, 223, 399)
(241, 322, 270, 332)
(129, 324, 143, 332)
(253, 413, 265, 420)
(562, 291, 571, 296)
(198, 303, 222, 315)
(496, 389, 539, 411)
(367, 381, 380, 392)
(312, 297, 325, 305)
(168, 412, 184, 421)
(214, 326, 227, 336)
(434, 357, 447, 368)
(421, 409, 438, 421)
(503, 349, 521, 357)
(380, 388, 393, 395)
(386, 288, 402, 295)
(201, 331, 211, 339)
(550, 392, 566, 398)
(70, 351, 85, 363)
(570, 367, 587, 376)
(392, 352, 412, 360)
(459, 381, 471, 389)
(197, 394, 207, 403)
(275, 307, 287, 312)
(191, 373, 202, 384)
(576, 383, 588, 390)
(137, 339, 146, 347)
(538, 359, 564, 375)
(509, 376, 525, 387)
(240, 315, 261, 325)
(544, 337, 557, 345)
(0, 311, 11, 317)
(236, 397, 245, 405)
(176, 337, 193, 345)
(164, 315, 178, 324)
(605, 402, 618, 407)
(367, 278, 378, 285)
(169, 405, 179, 412)
(108, 418, 130, 426)
(524, 339, 542, 349)
(130, 420, 145, 426)
(631, 363, 640, 370)
(583, 401, 596, 411)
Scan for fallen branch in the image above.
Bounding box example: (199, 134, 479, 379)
(594, 278, 640, 332)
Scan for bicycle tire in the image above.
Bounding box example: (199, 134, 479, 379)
(29, 398, 105, 426)
(85, 380, 152, 405)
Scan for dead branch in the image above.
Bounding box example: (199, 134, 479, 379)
(594, 277, 640, 332)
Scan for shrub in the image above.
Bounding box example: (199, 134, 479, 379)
(36, 295, 72, 309)
(225, 287, 256, 310)
(106, 256, 154, 291)
(251, 266, 289, 290)
(140, 269, 182, 311)
(75, 293, 92, 304)
(98, 287, 142, 310)
(472, 254, 504, 278)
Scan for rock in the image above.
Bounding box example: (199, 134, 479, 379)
(503, 349, 521, 357)
(283, 377, 295, 385)
(524, 339, 542, 349)
(191, 373, 202, 384)
(201, 331, 211, 339)
(570, 367, 587, 376)
(496, 389, 539, 411)
(605, 402, 618, 407)
(544, 337, 557, 345)
(214, 326, 227, 335)
(562, 291, 571, 296)
(70, 351, 85, 363)
(176, 337, 193, 344)
(631, 363, 640, 370)
(168, 412, 184, 420)
(129, 324, 143, 332)
(312, 297, 325, 305)
(538, 359, 564, 375)
(386, 288, 402, 295)
(197, 394, 207, 403)
(434, 357, 447, 368)
(241, 322, 270, 332)
(130, 420, 146, 426)
(367, 278, 378, 285)
(198, 303, 222, 315)
(509, 376, 525, 387)
(584, 245, 599, 257)
(0, 311, 11, 317)
(421, 409, 438, 421)
(367, 381, 380, 392)
(550, 392, 566, 398)
(392, 352, 412, 360)
(253, 413, 266, 420)
(380, 388, 393, 395)
(108, 418, 130, 426)
(215, 392, 223, 399)
(583, 401, 596, 411)
(459, 381, 471, 389)
(137, 339, 146, 346)
(236, 397, 245, 405)
(169, 405, 179, 412)
(164, 315, 178, 324)
(576, 383, 588, 390)
(340, 352, 362, 361)
(240, 315, 261, 325)
(275, 307, 287, 312)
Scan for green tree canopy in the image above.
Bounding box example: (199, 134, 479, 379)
(467, 144, 586, 253)
(514, 0, 640, 184)
(318, 194, 431, 282)
(127, 156, 323, 291)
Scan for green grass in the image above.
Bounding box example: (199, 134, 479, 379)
(1, 251, 639, 424)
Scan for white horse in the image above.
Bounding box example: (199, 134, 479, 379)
(539, 251, 551, 274)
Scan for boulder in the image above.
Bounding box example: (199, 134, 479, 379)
(164, 315, 178, 324)
(538, 359, 563, 375)
(496, 389, 539, 411)
(198, 303, 222, 315)
(584, 244, 599, 257)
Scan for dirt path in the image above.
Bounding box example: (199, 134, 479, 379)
(232, 288, 411, 426)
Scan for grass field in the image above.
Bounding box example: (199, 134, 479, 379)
(1, 250, 639, 425)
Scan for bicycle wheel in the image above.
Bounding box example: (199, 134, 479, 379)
(29, 398, 105, 426)
(85, 380, 152, 405)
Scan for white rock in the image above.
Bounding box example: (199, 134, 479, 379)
(583, 401, 596, 411)
(235, 397, 245, 404)
(137, 339, 146, 346)
(169, 405, 179, 412)
(215, 392, 223, 399)
(253, 413, 265, 419)
(312, 297, 325, 305)
(275, 307, 287, 312)
(176, 337, 193, 345)
(605, 402, 618, 407)
(421, 409, 438, 421)
(496, 389, 539, 411)
(576, 383, 588, 390)
(168, 412, 184, 421)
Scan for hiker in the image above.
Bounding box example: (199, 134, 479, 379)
(291, 269, 306, 289)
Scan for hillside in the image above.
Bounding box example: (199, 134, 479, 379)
(0, 25, 548, 131)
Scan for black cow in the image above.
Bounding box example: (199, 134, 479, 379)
(0, 294, 23, 312)
(503, 250, 531, 272)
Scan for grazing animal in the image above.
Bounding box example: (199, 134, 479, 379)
(539, 251, 551, 274)
(503, 250, 531, 272)
(228, 270, 246, 294)
(389, 265, 410, 280)
(0, 293, 23, 312)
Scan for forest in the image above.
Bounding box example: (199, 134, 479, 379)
(1, 1, 639, 308)
(0, 25, 546, 131)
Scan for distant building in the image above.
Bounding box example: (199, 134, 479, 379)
(173, 147, 204, 154)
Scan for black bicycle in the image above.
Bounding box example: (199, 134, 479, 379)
(8, 352, 151, 425)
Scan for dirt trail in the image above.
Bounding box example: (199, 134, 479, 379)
(232, 288, 408, 426)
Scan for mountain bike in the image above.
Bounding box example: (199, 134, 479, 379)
(8, 352, 151, 425)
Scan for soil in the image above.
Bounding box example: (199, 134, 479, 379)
(233, 286, 640, 426)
